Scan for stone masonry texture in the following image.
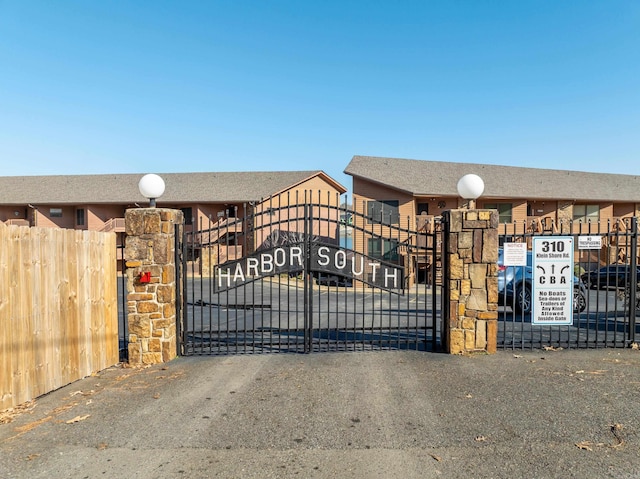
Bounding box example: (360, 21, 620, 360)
(444, 209, 498, 354)
(125, 208, 183, 365)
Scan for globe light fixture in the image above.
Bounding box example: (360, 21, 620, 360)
(456, 174, 484, 209)
(138, 174, 166, 207)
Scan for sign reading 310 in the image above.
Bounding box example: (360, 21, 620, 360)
(532, 237, 574, 325)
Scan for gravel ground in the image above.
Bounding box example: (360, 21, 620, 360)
(1, 348, 640, 479)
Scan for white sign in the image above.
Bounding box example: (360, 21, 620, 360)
(503, 242, 527, 266)
(532, 237, 574, 325)
(578, 236, 602, 250)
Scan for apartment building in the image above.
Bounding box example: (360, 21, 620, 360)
(0, 170, 347, 269)
(345, 155, 640, 279)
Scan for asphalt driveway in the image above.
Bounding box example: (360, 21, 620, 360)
(2, 348, 640, 478)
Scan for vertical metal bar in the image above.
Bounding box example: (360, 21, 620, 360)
(628, 217, 637, 345)
(440, 211, 450, 352)
(610, 219, 617, 347)
(242, 203, 252, 354)
(214, 213, 221, 355)
(193, 216, 200, 354)
(398, 214, 404, 350)
(284, 191, 290, 352)
(340, 195, 347, 351)
(309, 191, 315, 352)
(119, 242, 128, 361)
(174, 224, 182, 357)
(404, 214, 411, 350)
(298, 190, 304, 353)
(182, 224, 189, 355)
(205, 215, 211, 354)
(263, 194, 273, 352)
(327, 191, 334, 351)
(434, 222, 439, 351)
(360, 199, 365, 351)
(303, 198, 310, 353)
(294, 190, 300, 352)
(526, 222, 533, 351)
(332, 191, 338, 351)
(590, 219, 600, 347)
(188, 219, 196, 354)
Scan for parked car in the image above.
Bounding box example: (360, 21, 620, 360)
(498, 249, 587, 314)
(314, 272, 353, 287)
(580, 265, 640, 290)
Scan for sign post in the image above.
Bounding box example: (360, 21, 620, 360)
(532, 237, 574, 325)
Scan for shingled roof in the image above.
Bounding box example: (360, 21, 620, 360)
(344, 156, 640, 202)
(0, 171, 346, 205)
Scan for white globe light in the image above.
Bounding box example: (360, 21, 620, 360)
(138, 174, 165, 206)
(139, 174, 165, 199)
(456, 174, 484, 200)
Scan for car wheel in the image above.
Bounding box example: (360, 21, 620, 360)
(574, 289, 586, 313)
(515, 284, 532, 314)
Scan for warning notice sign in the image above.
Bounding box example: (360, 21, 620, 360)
(532, 237, 574, 325)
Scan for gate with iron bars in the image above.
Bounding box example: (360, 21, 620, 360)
(177, 191, 440, 354)
(498, 218, 639, 350)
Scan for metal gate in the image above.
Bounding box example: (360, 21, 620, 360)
(177, 191, 440, 354)
(498, 218, 639, 349)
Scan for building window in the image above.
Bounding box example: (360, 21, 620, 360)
(50, 208, 63, 218)
(484, 203, 512, 223)
(76, 208, 85, 226)
(368, 238, 399, 261)
(181, 207, 193, 225)
(573, 204, 599, 223)
(417, 202, 429, 215)
(367, 200, 399, 225)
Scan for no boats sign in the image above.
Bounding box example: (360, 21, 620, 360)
(532, 237, 574, 325)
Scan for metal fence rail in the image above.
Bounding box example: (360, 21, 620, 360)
(177, 191, 439, 355)
(117, 242, 128, 361)
(498, 218, 638, 350)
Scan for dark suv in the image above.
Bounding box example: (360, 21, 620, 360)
(498, 249, 587, 314)
(580, 265, 640, 290)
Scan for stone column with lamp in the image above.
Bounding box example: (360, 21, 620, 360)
(441, 174, 499, 354)
(125, 174, 184, 365)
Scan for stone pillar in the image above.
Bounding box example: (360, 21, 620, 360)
(442, 209, 499, 354)
(125, 208, 183, 365)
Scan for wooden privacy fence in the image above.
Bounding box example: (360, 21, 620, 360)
(0, 224, 119, 411)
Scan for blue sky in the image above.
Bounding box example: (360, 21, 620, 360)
(1, 1, 638, 192)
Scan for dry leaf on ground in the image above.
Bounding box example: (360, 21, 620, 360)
(66, 414, 90, 424)
(543, 345, 563, 351)
(576, 441, 594, 451)
(610, 423, 624, 448)
(0, 401, 36, 424)
(15, 416, 52, 433)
